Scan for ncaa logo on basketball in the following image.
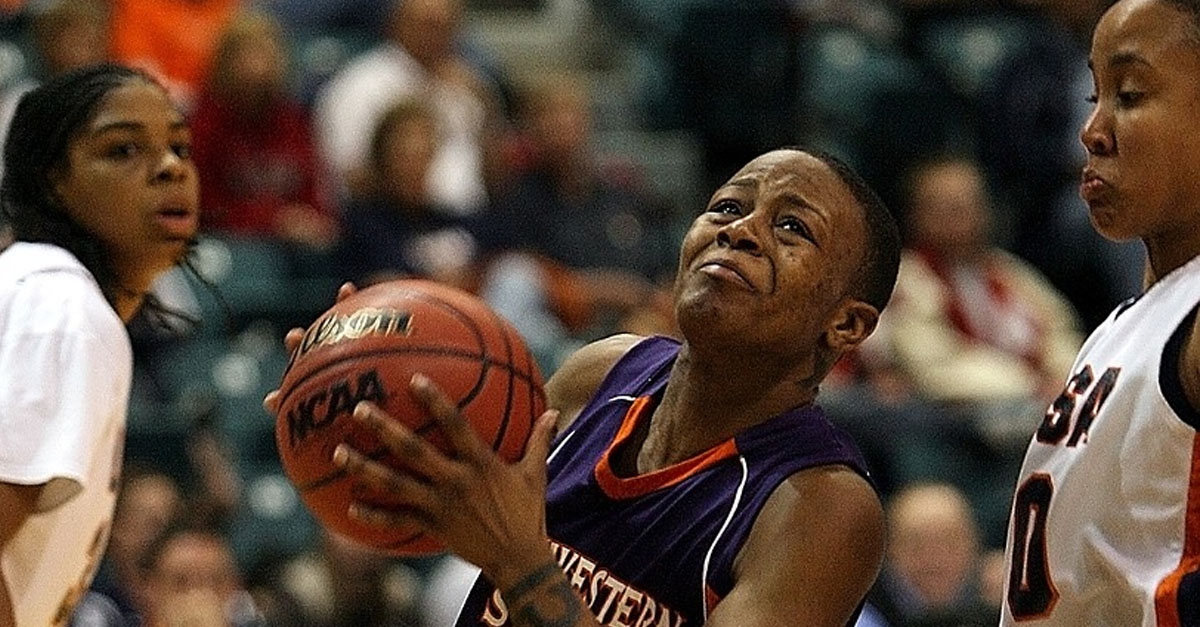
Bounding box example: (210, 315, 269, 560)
(285, 369, 387, 450)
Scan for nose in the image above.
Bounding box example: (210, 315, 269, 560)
(716, 216, 761, 253)
(152, 149, 189, 184)
(1080, 103, 1115, 157)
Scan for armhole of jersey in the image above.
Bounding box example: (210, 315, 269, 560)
(1159, 303, 1200, 429)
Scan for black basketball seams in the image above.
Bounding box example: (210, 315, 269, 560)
(480, 308, 517, 451)
(292, 357, 538, 494)
(297, 467, 348, 492)
(281, 286, 544, 554)
(297, 445, 389, 492)
(276, 345, 540, 409)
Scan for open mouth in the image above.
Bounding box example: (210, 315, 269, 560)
(153, 206, 197, 237)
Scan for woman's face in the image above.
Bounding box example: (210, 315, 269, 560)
(52, 80, 199, 289)
(1080, 0, 1200, 242)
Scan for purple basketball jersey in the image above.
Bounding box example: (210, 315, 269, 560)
(456, 335, 871, 626)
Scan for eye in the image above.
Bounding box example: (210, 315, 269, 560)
(707, 199, 742, 217)
(107, 142, 139, 159)
(777, 215, 815, 243)
(1085, 94, 1098, 104)
(171, 141, 192, 160)
(1116, 91, 1144, 106)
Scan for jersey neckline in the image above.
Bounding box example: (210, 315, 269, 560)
(593, 395, 740, 500)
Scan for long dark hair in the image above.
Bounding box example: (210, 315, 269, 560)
(1, 63, 159, 306)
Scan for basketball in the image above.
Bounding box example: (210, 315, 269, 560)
(274, 280, 545, 555)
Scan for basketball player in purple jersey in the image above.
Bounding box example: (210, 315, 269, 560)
(327, 147, 903, 626)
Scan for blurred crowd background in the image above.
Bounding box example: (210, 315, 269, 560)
(0, 0, 1143, 625)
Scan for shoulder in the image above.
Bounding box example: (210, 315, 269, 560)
(545, 333, 646, 432)
(712, 465, 883, 626)
(755, 466, 883, 557)
(0, 245, 122, 343)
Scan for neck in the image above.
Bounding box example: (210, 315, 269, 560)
(112, 286, 148, 323)
(1144, 226, 1200, 287)
(110, 261, 163, 323)
(635, 344, 820, 473)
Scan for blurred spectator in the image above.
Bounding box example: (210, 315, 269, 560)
(837, 155, 1083, 544)
(85, 468, 183, 626)
(893, 0, 1142, 327)
(84, 433, 244, 626)
(867, 483, 996, 627)
(191, 11, 338, 251)
(975, 0, 1143, 328)
(478, 72, 678, 368)
(866, 155, 1082, 442)
(337, 98, 479, 287)
(259, 530, 422, 627)
(139, 523, 265, 627)
(108, 0, 239, 108)
(0, 0, 109, 171)
(485, 72, 676, 280)
(312, 0, 501, 214)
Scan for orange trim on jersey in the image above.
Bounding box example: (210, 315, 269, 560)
(594, 396, 740, 499)
(1154, 433, 1200, 627)
(705, 584, 722, 616)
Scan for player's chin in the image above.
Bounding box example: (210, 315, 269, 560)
(1086, 201, 1139, 242)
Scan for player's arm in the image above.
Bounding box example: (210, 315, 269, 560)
(543, 333, 643, 433)
(0, 482, 42, 627)
(705, 465, 885, 627)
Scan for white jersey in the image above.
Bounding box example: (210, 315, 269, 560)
(0, 242, 130, 626)
(1001, 254, 1200, 627)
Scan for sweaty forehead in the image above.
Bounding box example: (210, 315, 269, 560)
(730, 151, 862, 223)
(734, 151, 833, 194)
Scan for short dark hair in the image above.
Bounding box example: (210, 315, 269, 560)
(0, 63, 158, 304)
(1164, 0, 1200, 20)
(799, 147, 902, 312)
(1161, 0, 1200, 41)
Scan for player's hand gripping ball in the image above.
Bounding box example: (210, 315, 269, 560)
(274, 280, 546, 555)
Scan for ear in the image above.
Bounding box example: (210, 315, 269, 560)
(824, 300, 879, 353)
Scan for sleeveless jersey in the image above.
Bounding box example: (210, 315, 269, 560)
(456, 335, 871, 626)
(1001, 254, 1200, 627)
